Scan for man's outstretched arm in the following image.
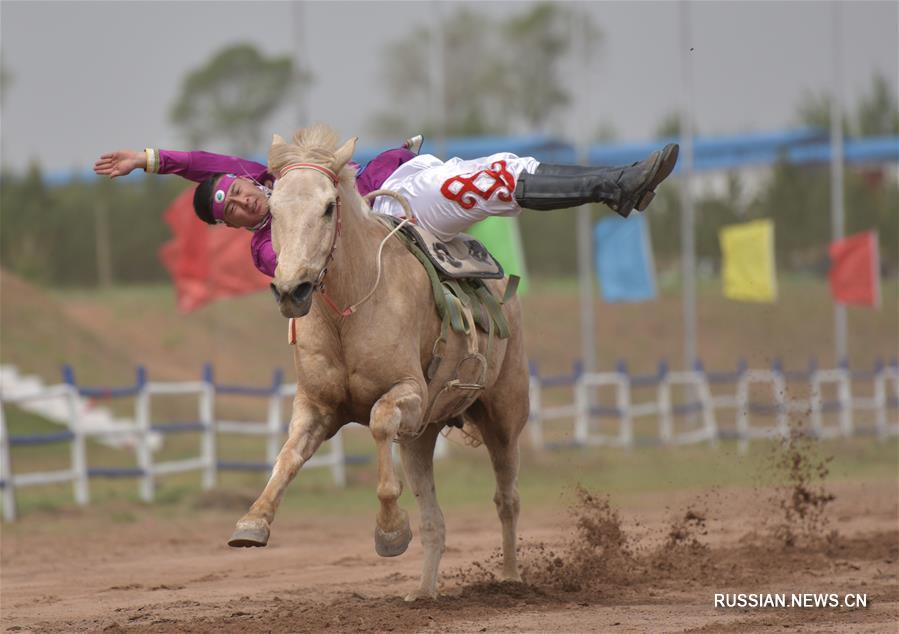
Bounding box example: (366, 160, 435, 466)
(95, 149, 271, 185)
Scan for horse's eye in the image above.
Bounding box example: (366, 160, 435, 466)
(324, 202, 335, 218)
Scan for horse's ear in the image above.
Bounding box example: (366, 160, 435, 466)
(268, 134, 289, 173)
(333, 137, 358, 172)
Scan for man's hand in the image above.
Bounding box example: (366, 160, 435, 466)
(93, 150, 146, 178)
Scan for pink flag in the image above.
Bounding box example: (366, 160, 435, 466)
(828, 231, 880, 307)
(158, 187, 270, 312)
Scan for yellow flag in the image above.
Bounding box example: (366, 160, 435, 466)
(719, 219, 777, 302)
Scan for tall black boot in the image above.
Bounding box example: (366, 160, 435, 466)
(514, 143, 679, 217)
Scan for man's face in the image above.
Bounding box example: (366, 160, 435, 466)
(219, 177, 270, 228)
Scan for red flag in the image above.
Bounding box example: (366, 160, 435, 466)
(158, 187, 270, 312)
(828, 230, 880, 307)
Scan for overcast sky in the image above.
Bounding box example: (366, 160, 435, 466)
(1, 1, 896, 176)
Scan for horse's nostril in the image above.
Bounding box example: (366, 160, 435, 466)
(270, 283, 282, 304)
(290, 282, 313, 304)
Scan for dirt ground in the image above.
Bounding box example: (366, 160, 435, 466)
(2, 477, 897, 634)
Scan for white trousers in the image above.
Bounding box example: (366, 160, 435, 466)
(371, 153, 540, 241)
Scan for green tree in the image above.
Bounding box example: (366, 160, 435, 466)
(370, 4, 600, 139)
(170, 44, 306, 155)
(856, 72, 899, 136)
(0, 56, 12, 107)
(370, 9, 505, 138)
(795, 89, 849, 134)
(501, 3, 600, 131)
(593, 121, 619, 143)
(654, 111, 699, 139)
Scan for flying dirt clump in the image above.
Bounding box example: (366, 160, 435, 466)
(527, 486, 637, 591)
(649, 507, 712, 579)
(453, 486, 641, 596)
(768, 428, 837, 548)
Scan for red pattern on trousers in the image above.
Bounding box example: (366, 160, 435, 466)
(440, 160, 516, 210)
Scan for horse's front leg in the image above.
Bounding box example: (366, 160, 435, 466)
(369, 379, 424, 557)
(228, 395, 333, 547)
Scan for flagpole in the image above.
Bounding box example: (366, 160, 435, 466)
(679, 1, 697, 369)
(574, 10, 597, 378)
(830, 2, 848, 364)
(292, 1, 309, 128)
(430, 0, 446, 159)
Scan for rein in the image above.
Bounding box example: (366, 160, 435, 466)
(278, 164, 415, 318)
(279, 163, 345, 313)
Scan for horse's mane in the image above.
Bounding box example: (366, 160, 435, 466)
(268, 123, 340, 175)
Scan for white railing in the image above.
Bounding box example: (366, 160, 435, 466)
(0, 367, 347, 522)
(3, 360, 896, 521)
(530, 360, 899, 453)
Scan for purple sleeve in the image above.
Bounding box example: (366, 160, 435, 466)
(250, 226, 277, 278)
(355, 148, 416, 197)
(157, 150, 274, 185)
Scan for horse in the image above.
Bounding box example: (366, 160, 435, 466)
(227, 124, 530, 601)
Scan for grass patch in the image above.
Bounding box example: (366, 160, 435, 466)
(4, 420, 894, 521)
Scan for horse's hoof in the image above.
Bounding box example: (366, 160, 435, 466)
(228, 520, 270, 547)
(374, 520, 412, 557)
(404, 588, 438, 602)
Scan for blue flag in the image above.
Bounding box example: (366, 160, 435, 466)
(594, 214, 657, 302)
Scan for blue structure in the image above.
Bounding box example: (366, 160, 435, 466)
(43, 128, 899, 187)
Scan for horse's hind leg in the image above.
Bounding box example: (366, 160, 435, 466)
(229, 396, 332, 547)
(480, 419, 524, 581)
(398, 423, 444, 601)
(469, 374, 529, 582)
(369, 380, 423, 557)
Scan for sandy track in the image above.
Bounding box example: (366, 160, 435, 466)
(2, 479, 897, 633)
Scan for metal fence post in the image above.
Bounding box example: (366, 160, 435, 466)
(527, 370, 543, 450)
(329, 429, 347, 488)
(573, 374, 589, 445)
(65, 385, 89, 505)
(617, 371, 634, 449)
(837, 363, 853, 437)
(134, 367, 154, 502)
(201, 364, 217, 490)
(657, 371, 673, 445)
(0, 404, 17, 522)
(735, 372, 750, 454)
(773, 371, 789, 441)
(266, 369, 284, 467)
(696, 370, 718, 446)
(433, 429, 449, 459)
(873, 363, 887, 439)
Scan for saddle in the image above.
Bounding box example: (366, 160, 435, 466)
(374, 213, 520, 436)
(379, 215, 506, 280)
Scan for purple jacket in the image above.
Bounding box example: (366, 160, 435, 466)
(157, 147, 415, 277)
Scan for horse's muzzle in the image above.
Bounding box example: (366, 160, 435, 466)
(271, 282, 314, 318)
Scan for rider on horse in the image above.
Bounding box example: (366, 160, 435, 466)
(94, 136, 678, 277)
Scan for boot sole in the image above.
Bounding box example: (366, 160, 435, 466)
(635, 144, 679, 211)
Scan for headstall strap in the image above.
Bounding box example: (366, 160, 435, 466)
(278, 162, 366, 320)
(314, 196, 341, 291)
(279, 162, 339, 186)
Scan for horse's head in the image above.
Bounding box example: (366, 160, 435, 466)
(267, 125, 357, 318)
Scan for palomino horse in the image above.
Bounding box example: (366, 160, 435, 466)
(228, 124, 529, 601)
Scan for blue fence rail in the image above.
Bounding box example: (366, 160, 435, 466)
(0, 365, 347, 522)
(527, 357, 898, 451)
(2, 358, 897, 521)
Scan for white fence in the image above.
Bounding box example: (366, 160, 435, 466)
(0, 366, 346, 522)
(530, 360, 899, 453)
(3, 360, 896, 522)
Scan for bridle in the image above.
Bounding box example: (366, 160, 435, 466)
(278, 162, 347, 314)
(277, 162, 416, 319)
